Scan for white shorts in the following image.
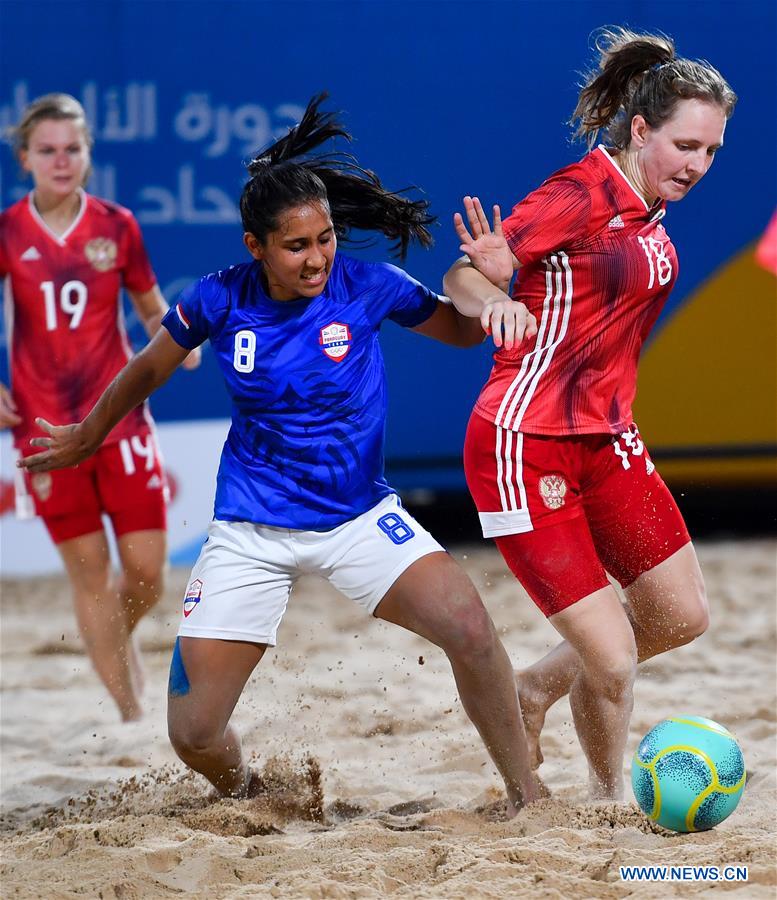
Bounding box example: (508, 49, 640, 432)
(177, 494, 444, 645)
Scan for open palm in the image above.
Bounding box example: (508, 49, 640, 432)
(454, 196, 514, 290)
(18, 418, 94, 473)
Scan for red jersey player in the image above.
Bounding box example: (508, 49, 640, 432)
(444, 29, 736, 800)
(0, 93, 199, 721)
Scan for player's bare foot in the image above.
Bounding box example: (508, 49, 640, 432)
(210, 766, 258, 799)
(589, 770, 625, 801)
(243, 768, 264, 799)
(515, 669, 548, 770)
(505, 773, 551, 818)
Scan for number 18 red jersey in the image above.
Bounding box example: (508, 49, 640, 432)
(0, 191, 157, 451)
(475, 146, 679, 436)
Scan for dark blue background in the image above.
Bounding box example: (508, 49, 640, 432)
(2, 0, 774, 486)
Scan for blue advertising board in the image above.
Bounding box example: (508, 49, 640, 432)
(2, 0, 775, 490)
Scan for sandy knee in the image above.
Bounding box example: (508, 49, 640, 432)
(124, 564, 165, 599)
(168, 716, 222, 756)
(439, 600, 498, 661)
(663, 590, 710, 646)
(685, 598, 710, 640)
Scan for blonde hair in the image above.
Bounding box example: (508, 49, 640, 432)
(10, 93, 93, 159)
(571, 28, 737, 149)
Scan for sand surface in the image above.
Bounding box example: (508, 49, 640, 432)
(1, 539, 775, 898)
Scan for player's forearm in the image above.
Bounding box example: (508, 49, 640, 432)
(443, 259, 512, 317)
(80, 360, 157, 447)
(80, 336, 183, 449)
(446, 305, 489, 347)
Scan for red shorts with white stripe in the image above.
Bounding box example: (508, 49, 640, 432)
(17, 431, 168, 544)
(463, 411, 691, 617)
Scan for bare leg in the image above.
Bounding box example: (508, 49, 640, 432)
(516, 543, 707, 769)
(623, 542, 708, 657)
(116, 529, 167, 698)
(515, 644, 577, 769)
(57, 531, 141, 721)
(549, 586, 637, 798)
(374, 552, 545, 815)
(116, 529, 167, 632)
(167, 637, 266, 796)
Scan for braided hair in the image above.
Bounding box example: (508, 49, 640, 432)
(240, 93, 435, 259)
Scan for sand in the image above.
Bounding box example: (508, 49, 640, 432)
(1, 539, 775, 898)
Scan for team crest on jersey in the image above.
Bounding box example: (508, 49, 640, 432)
(319, 322, 352, 362)
(84, 237, 118, 272)
(538, 474, 567, 510)
(31, 473, 53, 502)
(183, 579, 203, 617)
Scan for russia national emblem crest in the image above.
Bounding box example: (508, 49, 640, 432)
(84, 237, 118, 272)
(183, 579, 203, 618)
(319, 322, 352, 362)
(31, 472, 53, 502)
(538, 474, 567, 510)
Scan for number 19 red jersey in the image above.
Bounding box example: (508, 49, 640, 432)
(0, 191, 157, 451)
(474, 145, 678, 435)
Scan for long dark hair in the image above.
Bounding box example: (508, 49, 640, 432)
(571, 28, 737, 149)
(240, 93, 435, 259)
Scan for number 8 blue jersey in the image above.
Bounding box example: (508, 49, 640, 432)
(162, 253, 440, 530)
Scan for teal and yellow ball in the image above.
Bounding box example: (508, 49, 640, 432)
(631, 716, 746, 833)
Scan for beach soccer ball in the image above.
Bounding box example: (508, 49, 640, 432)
(631, 716, 746, 833)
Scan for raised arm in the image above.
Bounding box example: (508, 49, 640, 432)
(440, 197, 536, 350)
(18, 328, 190, 473)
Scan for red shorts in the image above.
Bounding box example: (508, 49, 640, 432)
(17, 431, 168, 544)
(463, 411, 690, 617)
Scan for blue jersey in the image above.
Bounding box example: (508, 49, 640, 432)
(162, 253, 440, 530)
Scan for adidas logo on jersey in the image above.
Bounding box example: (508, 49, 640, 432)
(146, 474, 163, 490)
(607, 215, 625, 229)
(21, 246, 41, 260)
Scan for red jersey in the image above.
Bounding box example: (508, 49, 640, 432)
(475, 145, 678, 435)
(0, 191, 157, 450)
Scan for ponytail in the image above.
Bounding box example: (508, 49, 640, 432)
(240, 93, 435, 258)
(571, 28, 736, 149)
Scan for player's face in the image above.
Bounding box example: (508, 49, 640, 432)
(244, 201, 337, 301)
(635, 99, 727, 202)
(20, 119, 91, 200)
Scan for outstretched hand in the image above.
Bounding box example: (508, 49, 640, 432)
(17, 418, 97, 473)
(481, 298, 538, 351)
(453, 196, 514, 290)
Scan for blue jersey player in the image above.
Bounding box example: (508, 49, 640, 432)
(20, 94, 542, 815)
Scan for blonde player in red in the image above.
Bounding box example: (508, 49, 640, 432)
(0, 93, 199, 721)
(444, 29, 736, 799)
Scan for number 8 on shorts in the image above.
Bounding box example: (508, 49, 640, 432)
(377, 512, 415, 545)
